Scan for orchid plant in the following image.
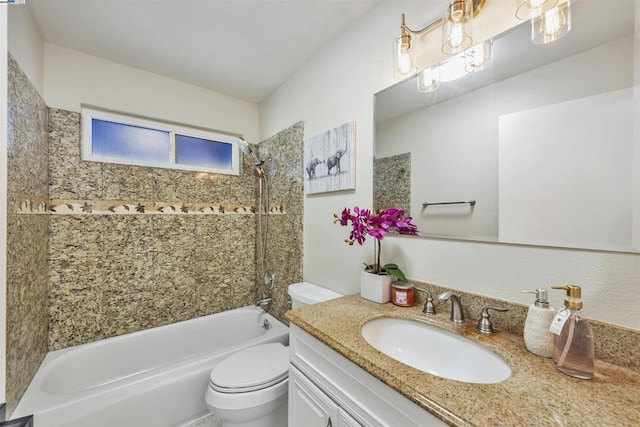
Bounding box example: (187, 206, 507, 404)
(334, 207, 418, 280)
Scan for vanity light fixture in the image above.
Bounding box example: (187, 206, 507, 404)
(441, 0, 474, 55)
(393, 24, 418, 79)
(417, 66, 441, 93)
(465, 39, 493, 72)
(393, 0, 486, 79)
(531, 0, 571, 44)
(515, 0, 558, 20)
(393, 13, 436, 79)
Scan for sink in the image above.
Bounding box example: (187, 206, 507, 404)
(361, 318, 511, 384)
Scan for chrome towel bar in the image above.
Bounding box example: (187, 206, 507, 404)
(422, 200, 476, 208)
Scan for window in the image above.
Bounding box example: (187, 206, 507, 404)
(81, 106, 240, 175)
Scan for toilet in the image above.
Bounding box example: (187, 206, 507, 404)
(205, 282, 342, 427)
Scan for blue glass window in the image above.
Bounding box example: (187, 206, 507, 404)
(91, 119, 170, 164)
(82, 107, 239, 175)
(175, 134, 233, 170)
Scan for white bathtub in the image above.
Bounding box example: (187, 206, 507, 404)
(12, 306, 289, 427)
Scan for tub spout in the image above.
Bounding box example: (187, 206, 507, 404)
(255, 297, 273, 308)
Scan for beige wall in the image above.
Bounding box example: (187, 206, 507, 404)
(44, 43, 260, 145)
(260, 1, 640, 330)
(7, 4, 43, 96)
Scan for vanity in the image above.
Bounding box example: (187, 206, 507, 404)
(286, 295, 640, 426)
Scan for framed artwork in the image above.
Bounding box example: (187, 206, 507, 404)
(304, 121, 356, 195)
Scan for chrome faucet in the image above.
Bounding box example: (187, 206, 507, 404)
(438, 292, 464, 323)
(255, 297, 273, 308)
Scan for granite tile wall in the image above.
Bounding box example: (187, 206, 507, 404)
(255, 122, 305, 322)
(6, 54, 50, 414)
(47, 109, 290, 349)
(373, 153, 411, 215)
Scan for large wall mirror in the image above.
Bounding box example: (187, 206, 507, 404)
(374, 0, 639, 253)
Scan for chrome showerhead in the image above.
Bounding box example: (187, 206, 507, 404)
(238, 137, 266, 178)
(238, 137, 260, 163)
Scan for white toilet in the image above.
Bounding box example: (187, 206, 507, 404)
(205, 282, 342, 427)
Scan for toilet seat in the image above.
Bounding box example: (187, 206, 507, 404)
(209, 343, 289, 394)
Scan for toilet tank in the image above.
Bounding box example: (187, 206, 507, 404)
(288, 282, 342, 308)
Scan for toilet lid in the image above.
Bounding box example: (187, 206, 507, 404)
(209, 343, 289, 393)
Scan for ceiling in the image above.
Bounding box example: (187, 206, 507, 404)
(26, 0, 381, 103)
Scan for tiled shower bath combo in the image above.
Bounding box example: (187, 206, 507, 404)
(6, 54, 303, 417)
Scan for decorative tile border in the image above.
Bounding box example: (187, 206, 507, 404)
(15, 195, 286, 215)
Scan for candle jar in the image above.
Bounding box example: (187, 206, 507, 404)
(391, 281, 415, 307)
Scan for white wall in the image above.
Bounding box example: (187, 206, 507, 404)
(7, 3, 43, 96)
(260, 1, 640, 330)
(1, 3, 8, 405)
(500, 89, 634, 251)
(44, 43, 260, 143)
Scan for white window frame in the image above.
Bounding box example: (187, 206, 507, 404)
(81, 106, 240, 175)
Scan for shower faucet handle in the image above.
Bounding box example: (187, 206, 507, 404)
(255, 297, 273, 308)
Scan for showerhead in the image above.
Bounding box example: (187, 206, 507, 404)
(238, 137, 260, 163)
(238, 137, 266, 178)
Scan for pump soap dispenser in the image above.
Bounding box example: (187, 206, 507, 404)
(521, 289, 555, 358)
(550, 285, 595, 379)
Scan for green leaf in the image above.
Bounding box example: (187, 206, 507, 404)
(383, 264, 406, 281)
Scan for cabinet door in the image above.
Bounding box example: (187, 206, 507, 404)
(289, 367, 339, 427)
(338, 408, 364, 427)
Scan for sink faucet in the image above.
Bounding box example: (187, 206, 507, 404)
(438, 292, 464, 323)
(255, 297, 273, 308)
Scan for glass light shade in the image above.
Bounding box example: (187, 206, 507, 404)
(442, 0, 473, 55)
(393, 33, 417, 79)
(531, 1, 571, 44)
(417, 66, 441, 93)
(465, 39, 493, 72)
(515, 0, 559, 20)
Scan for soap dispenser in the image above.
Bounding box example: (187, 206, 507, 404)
(521, 289, 555, 358)
(550, 285, 595, 379)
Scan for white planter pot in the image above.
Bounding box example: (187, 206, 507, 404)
(360, 271, 393, 303)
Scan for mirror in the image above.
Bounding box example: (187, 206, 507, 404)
(374, 0, 639, 253)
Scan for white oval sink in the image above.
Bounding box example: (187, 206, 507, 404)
(362, 318, 511, 384)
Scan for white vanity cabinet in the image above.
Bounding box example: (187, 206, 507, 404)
(289, 365, 362, 427)
(288, 324, 447, 427)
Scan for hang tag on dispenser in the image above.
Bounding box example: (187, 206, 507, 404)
(549, 310, 570, 335)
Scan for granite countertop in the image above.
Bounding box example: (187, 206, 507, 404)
(285, 294, 640, 427)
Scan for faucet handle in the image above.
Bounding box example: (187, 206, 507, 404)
(476, 306, 509, 334)
(416, 288, 436, 315)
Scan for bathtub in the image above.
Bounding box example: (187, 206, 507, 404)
(12, 306, 289, 427)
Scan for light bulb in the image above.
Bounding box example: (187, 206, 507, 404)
(417, 66, 440, 93)
(393, 34, 417, 78)
(531, 0, 571, 44)
(465, 40, 493, 72)
(441, 0, 473, 55)
(450, 23, 464, 50)
(542, 8, 561, 34)
(515, 0, 558, 20)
